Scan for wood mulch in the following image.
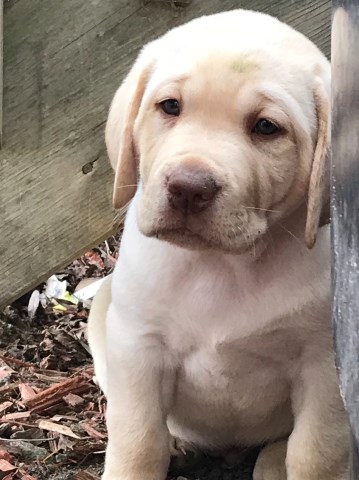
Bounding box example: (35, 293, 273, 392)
(0, 233, 256, 480)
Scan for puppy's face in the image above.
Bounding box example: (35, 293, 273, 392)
(133, 55, 316, 253)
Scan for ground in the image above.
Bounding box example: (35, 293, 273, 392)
(0, 234, 256, 480)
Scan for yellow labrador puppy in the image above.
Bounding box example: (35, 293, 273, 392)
(88, 9, 350, 480)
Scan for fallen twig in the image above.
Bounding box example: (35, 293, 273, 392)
(26, 375, 92, 414)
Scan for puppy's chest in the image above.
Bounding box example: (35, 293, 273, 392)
(162, 270, 303, 365)
(157, 257, 327, 389)
(166, 310, 301, 371)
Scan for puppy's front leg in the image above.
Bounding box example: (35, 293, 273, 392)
(287, 353, 350, 480)
(102, 305, 174, 480)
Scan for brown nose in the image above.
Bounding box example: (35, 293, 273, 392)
(167, 168, 221, 214)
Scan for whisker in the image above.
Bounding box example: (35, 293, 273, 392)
(257, 236, 269, 258)
(236, 224, 251, 250)
(241, 205, 280, 214)
(220, 195, 279, 214)
(278, 224, 302, 246)
(115, 184, 140, 190)
(241, 224, 256, 257)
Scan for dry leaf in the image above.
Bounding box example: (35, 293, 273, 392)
(18, 384, 36, 402)
(0, 459, 16, 473)
(63, 393, 84, 407)
(81, 423, 106, 440)
(38, 420, 81, 439)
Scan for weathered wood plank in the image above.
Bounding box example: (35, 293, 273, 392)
(332, 2, 359, 476)
(0, 0, 330, 307)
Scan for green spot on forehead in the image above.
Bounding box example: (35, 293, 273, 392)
(230, 59, 259, 74)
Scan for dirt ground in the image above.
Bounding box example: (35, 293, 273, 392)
(0, 235, 257, 480)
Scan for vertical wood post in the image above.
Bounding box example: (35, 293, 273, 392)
(0, 0, 3, 147)
(332, 2, 359, 478)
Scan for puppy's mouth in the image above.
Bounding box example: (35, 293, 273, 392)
(147, 225, 256, 254)
(154, 226, 211, 250)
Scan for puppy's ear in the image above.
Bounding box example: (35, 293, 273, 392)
(305, 79, 330, 249)
(105, 51, 155, 209)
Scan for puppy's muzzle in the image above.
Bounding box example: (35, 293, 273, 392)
(166, 167, 221, 214)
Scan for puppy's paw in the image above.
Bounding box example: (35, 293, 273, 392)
(253, 441, 287, 480)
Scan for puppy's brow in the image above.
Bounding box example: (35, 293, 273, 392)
(148, 74, 189, 96)
(230, 59, 259, 74)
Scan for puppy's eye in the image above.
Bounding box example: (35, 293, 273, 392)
(254, 118, 279, 136)
(159, 99, 181, 116)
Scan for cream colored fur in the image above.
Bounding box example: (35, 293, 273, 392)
(88, 9, 349, 480)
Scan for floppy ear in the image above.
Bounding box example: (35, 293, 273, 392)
(305, 79, 330, 249)
(105, 50, 155, 209)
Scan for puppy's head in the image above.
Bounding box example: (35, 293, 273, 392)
(107, 10, 330, 253)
